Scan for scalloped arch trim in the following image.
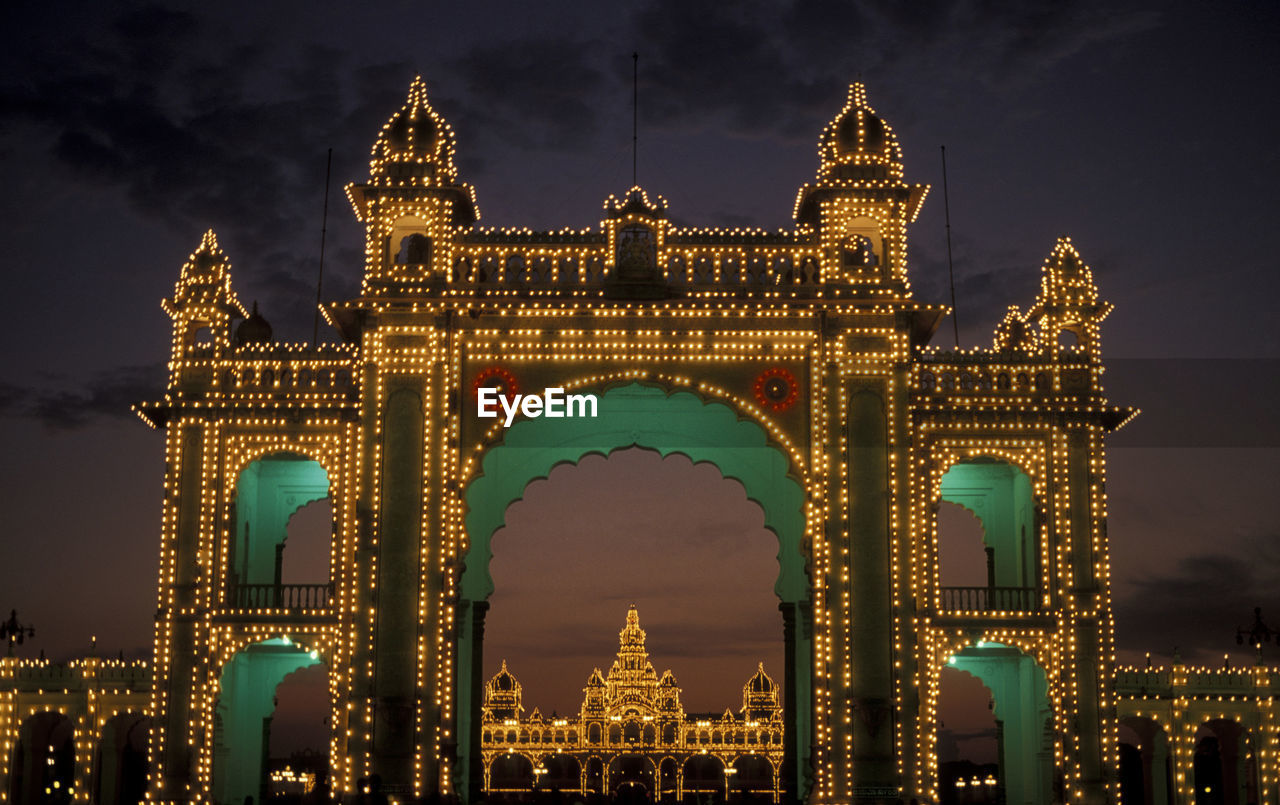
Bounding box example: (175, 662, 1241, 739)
(461, 382, 807, 602)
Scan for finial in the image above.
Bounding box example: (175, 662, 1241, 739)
(849, 81, 869, 110)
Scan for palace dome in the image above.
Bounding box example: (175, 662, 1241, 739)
(817, 83, 904, 179)
(746, 663, 776, 694)
(369, 76, 458, 185)
(234, 301, 272, 347)
(490, 660, 518, 692)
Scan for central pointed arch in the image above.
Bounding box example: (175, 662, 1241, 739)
(456, 381, 810, 804)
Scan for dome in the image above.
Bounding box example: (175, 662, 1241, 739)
(234, 301, 272, 347)
(369, 76, 458, 185)
(658, 670, 679, 688)
(585, 668, 606, 688)
(746, 662, 776, 694)
(817, 83, 903, 180)
(490, 659, 518, 691)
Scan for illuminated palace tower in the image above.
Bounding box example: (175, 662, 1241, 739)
(478, 606, 785, 800)
(136, 78, 1132, 805)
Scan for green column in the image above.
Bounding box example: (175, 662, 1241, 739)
(372, 384, 426, 789)
(848, 384, 894, 797)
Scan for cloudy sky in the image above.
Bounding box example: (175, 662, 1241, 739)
(1, 0, 1278, 721)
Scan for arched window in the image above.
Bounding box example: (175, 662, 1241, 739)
(395, 234, 432, 266)
(938, 459, 1038, 612)
(229, 453, 333, 610)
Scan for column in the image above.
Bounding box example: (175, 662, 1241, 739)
(848, 384, 895, 798)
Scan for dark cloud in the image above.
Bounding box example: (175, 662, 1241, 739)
(0, 7, 411, 338)
(625, 0, 1161, 140)
(1114, 537, 1280, 666)
(3, 364, 165, 430)
(448, 37, 607, 151)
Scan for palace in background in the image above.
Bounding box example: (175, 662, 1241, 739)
(0, 77, 1276, 805)
(480, 607, 784, 801)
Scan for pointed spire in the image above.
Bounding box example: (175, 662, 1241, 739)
(196, 228, 219, 254)
(815, 80, 902, 179)
(369, 75, 458, 185)
(1027, 237, 1112, 359)
(848, 81, 870, 111)
(167, 229, 244, 317)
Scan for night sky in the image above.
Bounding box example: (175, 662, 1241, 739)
(2, 1, 1279, 731)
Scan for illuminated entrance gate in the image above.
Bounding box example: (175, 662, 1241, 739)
(140, 77, 1127, 805)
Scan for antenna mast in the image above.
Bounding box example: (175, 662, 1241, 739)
(312, 148, 333, 346)
(631, 52, 639, 187)
(941, 145, 960, 349)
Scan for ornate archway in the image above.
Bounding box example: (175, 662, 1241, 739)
(458, 381, 811, 801)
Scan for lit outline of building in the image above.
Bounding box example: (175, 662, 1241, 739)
(479, 606, 784, 800)
(0, 76, 1268, 805)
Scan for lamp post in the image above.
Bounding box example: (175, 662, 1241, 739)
(0, 611, 35, 657)
(723, 767, 737, 802)
(1236, 607, 1275, 665)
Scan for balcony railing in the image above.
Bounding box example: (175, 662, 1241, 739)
(227, 583, 334, 610)
(940, 586, 1041, 613)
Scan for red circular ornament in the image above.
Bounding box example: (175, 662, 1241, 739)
(754, 367, 799, 412)
(472, 366, 519, 401)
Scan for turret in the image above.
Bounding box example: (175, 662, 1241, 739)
(483, 660, 523, 721)
(602, 186, 669, 298)
(793, 83, 928, 289)
(161, 230, 247, 379)
(346, 77, 479, 287)
(1025, 237, 1111, 361)
(741, 663, 781, 722)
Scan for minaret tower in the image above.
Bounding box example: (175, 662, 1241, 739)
(346, 76, 479, 288)
(793, 83, 928, 292)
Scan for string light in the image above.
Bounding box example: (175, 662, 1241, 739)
(0, 77, 1260, 805)
(477, 607, 784, 801)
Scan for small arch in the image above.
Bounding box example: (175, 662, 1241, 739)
(212, 638, 325, 805)
(395, 233, 431, 266)
(229, 452, 332, 608)
(840, 233, 880, 271)
(943, 642, 1053, 805)
(489, 753, 533, 791)
(95, 712, 150, 805)
(191, 326, 215, 346)
(10, 711, 74, 805)
(938, 459, 1039, 612)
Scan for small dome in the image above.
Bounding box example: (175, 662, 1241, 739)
(746, 663, 776, 694)
(490, 659, 518, 691)
(658, 670, 679, 688)
(369, 76, 458, 185)
(234, 301, 272, 346)
(817, 83, 903, 179)
(586, 668, 606, 688)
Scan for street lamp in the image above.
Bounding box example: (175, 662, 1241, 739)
(0, 611, 34, 657)
(1236, 607, 1275, 664)
(723, 767, 737, 802)
(534, 765, 547, 790)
